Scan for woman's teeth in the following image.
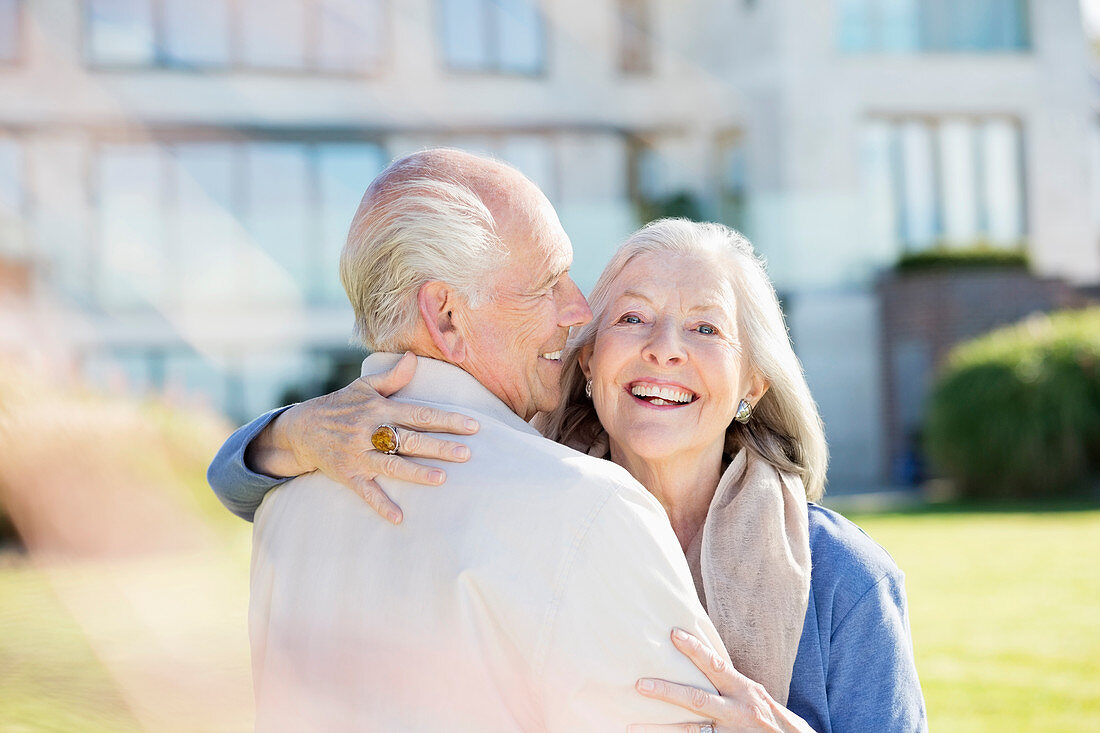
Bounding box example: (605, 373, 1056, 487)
(541, 351, 562, 361)
(630, 383, 694, 405)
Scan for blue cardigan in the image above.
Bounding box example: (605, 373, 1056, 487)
(209, 408, 927, 732)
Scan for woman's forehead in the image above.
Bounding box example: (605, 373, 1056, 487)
(610, 252, 735, 306)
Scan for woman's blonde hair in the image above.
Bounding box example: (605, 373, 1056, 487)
(537, 219, 828, 500)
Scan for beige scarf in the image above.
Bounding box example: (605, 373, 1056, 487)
(581, 437, 811, 704)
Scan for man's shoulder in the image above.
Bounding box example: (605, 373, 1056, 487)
(462, 411, 648, 495)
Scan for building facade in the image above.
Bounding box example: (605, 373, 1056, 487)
(0, 0, 1096, 490)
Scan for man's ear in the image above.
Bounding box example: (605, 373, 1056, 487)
(577, 343, 594, 380)
(418, 281, 467, 363)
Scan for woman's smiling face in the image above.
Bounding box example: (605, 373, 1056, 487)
(579, 251, 765, 465)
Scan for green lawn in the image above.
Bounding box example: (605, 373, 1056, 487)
(848, 504, 1100, 732)
(0, 505, 1097, 732)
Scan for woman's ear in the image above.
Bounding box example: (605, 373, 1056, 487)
(746, 372, 770, 407)
(577, 342, 594, 380)
(418, 281, 467, 363)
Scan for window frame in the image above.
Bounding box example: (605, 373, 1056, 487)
(437, 0, 548, 77)
(82, 0, 391, 76)
(0, 0, 25, 67)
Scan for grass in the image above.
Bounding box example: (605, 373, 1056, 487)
(1, 504, 1096, 731)
(0, 555, 143, 733)
(847, 503, 1100, 732)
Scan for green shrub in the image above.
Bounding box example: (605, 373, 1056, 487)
(925, 308, 1100, 500)
(637, 191, 705, 224)
(896, 245, 1029, 272)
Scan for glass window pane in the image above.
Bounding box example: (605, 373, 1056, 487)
(172, 143, 244, 305)
(162, 0, 230, 67)
(317, 143, 386, 304)
(441, 0, 489, 70)
(836, 0, 871, 53)
(317, 0, 384, 72)
(494, 0, 543, 73)
(881, 0, 919, 51)
(240, 0, 307, 69)
(243, 143, 310, 301)
(981, 120, 1024, 246)
(898, 121, 937, 250)
(938, 121, 979, 244)
(97, 145, 166, 308)
(0, 137, 24, 258)
(87, 0, 155, 65)
(0, 0, 18, 62)
(859, 121, 897, 255)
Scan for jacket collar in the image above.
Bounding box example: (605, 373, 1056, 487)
(361, 353, 540, 437)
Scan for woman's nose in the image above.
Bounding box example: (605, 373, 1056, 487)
(642, 319, 686, 366)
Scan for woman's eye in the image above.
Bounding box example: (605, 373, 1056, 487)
(696, 324, 717, 335)
(619, 314, 643, 324)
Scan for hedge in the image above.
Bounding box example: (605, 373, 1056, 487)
(896, 245, 1029, 272)
(924, 307, 1100, 500)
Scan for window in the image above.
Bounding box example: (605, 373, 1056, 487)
(162, 0, 231, 67)
(85, 0, 386, 72)
(618, 0, 652, 74)
(440, 0, 544, 74)
(837, 0, 1029, 53)
(317, 0, 388, 73)
(862, 117, 1026, 252)
(87, 0, 156, 66)
(0, 0, 20, 63)
(95, 138, 386, 310)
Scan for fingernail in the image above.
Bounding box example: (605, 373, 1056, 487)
(389, 511, 402, 524)
(428, 470, 445, 483)
(464, 419, 478, 432)
(672, 628, 689, 641)
(453, 445, 470, 460)
(637, 679, 655, 692)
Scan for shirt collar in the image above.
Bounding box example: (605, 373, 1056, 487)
(360, 353, 540, 437)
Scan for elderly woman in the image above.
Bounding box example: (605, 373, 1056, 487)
(210, 220, 926, 732)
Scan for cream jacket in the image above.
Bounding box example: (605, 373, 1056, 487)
(249, 353, 728, 732)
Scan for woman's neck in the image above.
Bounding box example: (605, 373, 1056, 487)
(609, 439, 726, 551)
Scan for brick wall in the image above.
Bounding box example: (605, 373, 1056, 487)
(876, 269, 1094, 484)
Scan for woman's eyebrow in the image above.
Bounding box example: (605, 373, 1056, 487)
(615, 289, 729, 316)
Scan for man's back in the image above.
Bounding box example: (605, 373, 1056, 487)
(249, 355, 725, 731)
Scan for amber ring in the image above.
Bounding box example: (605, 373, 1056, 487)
(370, 424, 401, 455)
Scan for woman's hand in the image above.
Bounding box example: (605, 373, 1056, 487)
(245, 352, 479, 524)
(629, 629, 815, 733)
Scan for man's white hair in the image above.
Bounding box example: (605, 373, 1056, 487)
(340, 150, 509, 351)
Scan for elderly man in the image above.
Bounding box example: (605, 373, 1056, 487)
(229, 149, 727, 731)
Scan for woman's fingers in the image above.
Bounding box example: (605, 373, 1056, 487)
(361, 351, 419, 397)
(669, 628, 738, 693)
(348, 477, 404, 525)
(393, 428, 471, 463)
(360, 352, 480, 437)
(362, 448, 446, 487)
(635, 677, 723, 719)
(387, 399, 479, 436)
